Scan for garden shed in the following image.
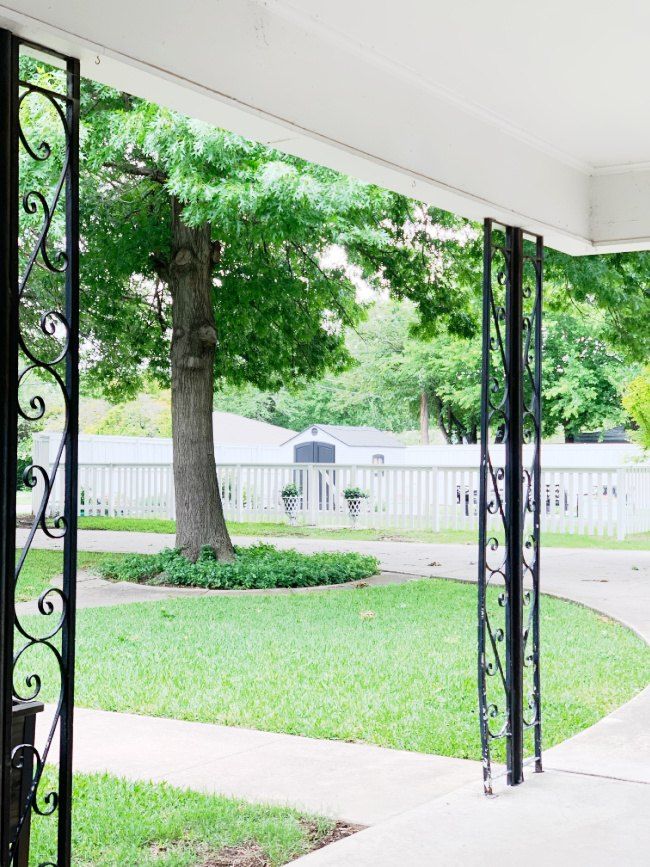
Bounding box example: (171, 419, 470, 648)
(283, 425, 406, 465)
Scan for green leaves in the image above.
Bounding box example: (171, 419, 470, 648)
(215, 299, 637, 443)
(98, 544, 379, 590)
(623, 366, 650, 448)
(23, 75, 485, 401)
(22, 70, 648, 413)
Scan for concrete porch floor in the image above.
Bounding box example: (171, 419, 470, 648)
(291, 767, 650, 866)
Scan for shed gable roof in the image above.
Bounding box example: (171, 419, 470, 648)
(212, 412, 295, 446)
(283, 425, 405, 448)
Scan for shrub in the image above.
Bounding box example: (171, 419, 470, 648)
(343, 487, 368, 500)
(98, 543, 378, 590)
(281, 482, 300, 498)
(623, 366, 650, 449)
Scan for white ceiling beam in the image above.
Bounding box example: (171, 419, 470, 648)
(2, 1, 648, 255)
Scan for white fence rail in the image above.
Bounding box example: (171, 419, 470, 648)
(36, 461, 650, 540)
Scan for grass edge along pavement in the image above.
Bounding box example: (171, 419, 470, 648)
(15, 550, 108, 602)
(77, 516, 650, 551)
(23, 579, 650, 761)
(30, 769, 347, 866)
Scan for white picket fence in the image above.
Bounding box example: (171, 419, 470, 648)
(36, 461, 650, 540)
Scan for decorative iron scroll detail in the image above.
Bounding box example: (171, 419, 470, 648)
(1, 33, 79, 867)
(478, 220, 542, 794)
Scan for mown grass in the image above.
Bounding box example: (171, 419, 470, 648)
(77, 516, 650, 550)
(30, 770, 331, 866)
(23, 580, 650, 761)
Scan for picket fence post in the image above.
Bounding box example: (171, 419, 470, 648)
(617, 466, 627, 541)
(308, 463, 318, 525)
(432, 466, 440, 532)
(31, 434, 51, 516)
(237, 465, 244, 522)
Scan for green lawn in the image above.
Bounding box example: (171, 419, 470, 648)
(25, 580, 650, 761)
(15, 550, 107, 602)
(77, 516, 650, 550)
(30, 770, 333, 866)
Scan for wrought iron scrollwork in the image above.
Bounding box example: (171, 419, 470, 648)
(1, 33, 79, 866)
(478, 220, 542, 793)
(521, 234, 543, 771)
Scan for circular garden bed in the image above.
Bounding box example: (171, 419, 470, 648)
(98, 543, 379, 590)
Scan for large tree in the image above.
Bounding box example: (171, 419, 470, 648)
(20, 66, 472, 559)
(20, 63, 649, 558)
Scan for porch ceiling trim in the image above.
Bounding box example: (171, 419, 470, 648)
(3, 1, 650, 255)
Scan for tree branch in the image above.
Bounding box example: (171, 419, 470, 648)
(104, 160, 167, 184)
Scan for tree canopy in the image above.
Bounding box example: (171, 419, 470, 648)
(73, 86, 479, 400)
(20, 59, 649, 408)
(18, 58, 649, 555)
(216, 301, 637, 443)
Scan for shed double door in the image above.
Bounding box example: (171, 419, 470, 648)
(294, 442, 335, 510)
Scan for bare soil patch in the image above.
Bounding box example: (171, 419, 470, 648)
(150, 821, 362, 866)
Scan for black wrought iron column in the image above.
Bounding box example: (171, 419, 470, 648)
(478, 219, 543, 793)
(0, 27, 20, 867)
(0, 29, 80, 866)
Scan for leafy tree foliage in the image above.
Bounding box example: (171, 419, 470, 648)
(18, 59, 648, 557)
(19, 62, 474, 558)
(623, 367, 650, 449)
(87, 391, 172, 438)
(542, 312, 631, 439)
(220, 301, 636, 443)
(432, 231, 650, 362)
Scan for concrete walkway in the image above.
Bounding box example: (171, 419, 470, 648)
(21, 528, 650, 864)
(16, 567, 416, 616)
(41, 706, 480, 827)
(17, 528, 650, 634)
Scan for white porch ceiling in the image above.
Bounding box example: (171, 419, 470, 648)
(3, 0, 650, 255)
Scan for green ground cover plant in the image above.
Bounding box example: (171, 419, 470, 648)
(98, 544, 378, 590)
(26, 580, 650, 761)
(30, 770, 334, 866)
(77, 515, 650, 551)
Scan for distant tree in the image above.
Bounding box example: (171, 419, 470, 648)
(88, 390, 172, 438)
(218, 301, 637, 444)
(434, 231, 650, 362)
(542, 313, 631, 440)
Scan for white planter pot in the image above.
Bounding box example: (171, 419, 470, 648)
(282, 494, 300, 525)
(346, 496, 364, 526)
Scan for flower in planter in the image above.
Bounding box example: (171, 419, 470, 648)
(343, 487, 369, 500)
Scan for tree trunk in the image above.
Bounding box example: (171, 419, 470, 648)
(432, 395, 452, 444)
(419, 391, 430, 444)
(169, 198, 234, 562)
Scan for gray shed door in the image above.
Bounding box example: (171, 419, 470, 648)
(294, 442, 335, 463)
